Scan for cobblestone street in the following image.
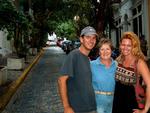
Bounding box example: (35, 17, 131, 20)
(2, 46, 65, 113)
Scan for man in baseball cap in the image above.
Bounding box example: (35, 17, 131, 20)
(58, 26, 97, 113)
(80, 26, 98, 37)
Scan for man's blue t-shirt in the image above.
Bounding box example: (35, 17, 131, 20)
(60, 49, 96, 112)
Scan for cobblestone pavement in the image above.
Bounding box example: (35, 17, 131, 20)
(2, 46, 66, 113)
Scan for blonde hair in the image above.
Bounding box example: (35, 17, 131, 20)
(118, 31, 146, 61)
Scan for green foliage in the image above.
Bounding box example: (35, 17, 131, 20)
(32, 0, 59, 13)
(0, 0, 31, 37)
(30, 0, 61, 48)
(47, 0, 95, 40)
(0, 0, 16, 12)
(0, 0, 117, 54)
(0, 0, 17, 31)
(0, 0, 34, 58)
(55, 20, 78, 40)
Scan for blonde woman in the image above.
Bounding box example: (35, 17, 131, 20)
(112, 32, 150, 113)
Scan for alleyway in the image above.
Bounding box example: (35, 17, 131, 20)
(2, 46, 65, 113)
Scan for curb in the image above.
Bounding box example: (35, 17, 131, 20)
(0, 49, 45, 112)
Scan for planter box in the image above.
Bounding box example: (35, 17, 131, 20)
(7, 58, 25, 70)
(0, 66, 7, 85)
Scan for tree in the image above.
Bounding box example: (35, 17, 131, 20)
(31, 0, 60, 49)
(0, 0, 17, 32)
(55, 20, 78, 40)
(1, 0, 121, 52)
(47, 0, 95, 39)
(0, 0, 32, 58)
(92, 0, 121, 37)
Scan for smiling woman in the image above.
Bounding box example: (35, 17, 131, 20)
(120, 38, 132, 57)
(112, 32, 150, 113)
(90, 38, 117, 113)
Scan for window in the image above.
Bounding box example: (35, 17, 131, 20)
(132, 4, 142, 36)
(115, 18, 122, 47)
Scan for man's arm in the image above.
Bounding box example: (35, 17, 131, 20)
(58, 76, 74, 113)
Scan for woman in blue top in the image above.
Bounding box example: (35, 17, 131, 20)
(90, 38, 117, 113)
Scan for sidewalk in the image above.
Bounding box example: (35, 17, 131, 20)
(0, 49, 44, 112)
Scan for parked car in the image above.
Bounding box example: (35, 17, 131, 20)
(46, 40, 56, 46)
(73, 40, 80, 49)
(61, 40, 74, 54)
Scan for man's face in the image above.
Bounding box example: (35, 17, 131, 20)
(80, 34, 97, 51)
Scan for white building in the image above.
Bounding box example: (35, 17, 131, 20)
(111, 0, 150, 57)
(0, 30, 13, 57)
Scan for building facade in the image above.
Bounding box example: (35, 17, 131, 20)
(111, 0, 150, 57)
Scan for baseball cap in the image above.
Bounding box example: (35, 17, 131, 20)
(80, 26, 98, 37)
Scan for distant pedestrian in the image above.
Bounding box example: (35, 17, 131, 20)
(140, 35, 148, 56)
(58, 26, 98, 113)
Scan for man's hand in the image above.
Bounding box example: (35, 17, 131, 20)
(64, 106, 75, 113)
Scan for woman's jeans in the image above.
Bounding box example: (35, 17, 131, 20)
(95, 94, 113, 113)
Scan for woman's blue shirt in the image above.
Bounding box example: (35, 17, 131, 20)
(90, 57, 117, 92)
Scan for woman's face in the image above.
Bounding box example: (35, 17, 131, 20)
(99, 43, 112, 60)
(120, 38, 132, 56)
